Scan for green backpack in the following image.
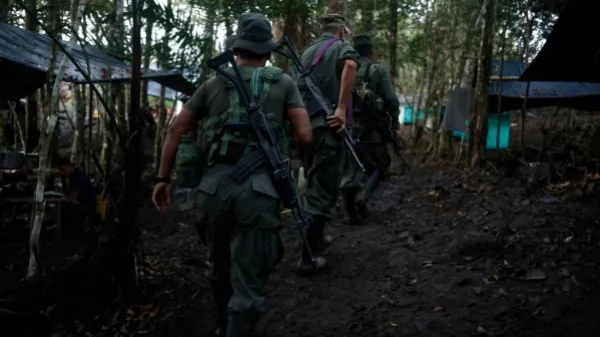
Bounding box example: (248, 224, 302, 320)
(174, 133, 205, 188)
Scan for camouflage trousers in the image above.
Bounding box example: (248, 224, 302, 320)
(195, 165, 283, 337)
(300, 127, 345, 220)
(340, 140, 391, 202)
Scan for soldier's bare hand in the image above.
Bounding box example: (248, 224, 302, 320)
(327, 107, 346, 133)
(152, 182, 172, 213)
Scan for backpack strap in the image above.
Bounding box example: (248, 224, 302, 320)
(305, 38, 341, 75)
(211, 67, 284, 160)
(364, 63, 374, 84)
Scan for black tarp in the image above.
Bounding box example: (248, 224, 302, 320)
(0, 22, 196, 100)
(485, 60, 600, 112)
(520, 0, 600, 82)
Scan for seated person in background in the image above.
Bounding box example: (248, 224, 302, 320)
(56, 157, 97, 229)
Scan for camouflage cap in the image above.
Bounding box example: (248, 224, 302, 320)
(225, 34, 237, 50)
(321, 13, 351, 34)
(352, 34, 373, 48)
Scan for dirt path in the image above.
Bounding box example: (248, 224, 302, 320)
(138, 166, 600, 337)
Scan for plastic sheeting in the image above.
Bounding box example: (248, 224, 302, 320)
(0, 22, 196, 100)
(486, 60, 600, 112)
(520, 0, 600, 83)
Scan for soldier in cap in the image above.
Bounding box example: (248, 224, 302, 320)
(295, 13, 359, 275)
(340, 34, 399, 223)
(152, 12, 312, 337)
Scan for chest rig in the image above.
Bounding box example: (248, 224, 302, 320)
(202, 66, 290, 164)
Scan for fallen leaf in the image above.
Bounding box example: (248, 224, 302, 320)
(399, 231, 410, 239)
(498, 288, 508, 296)
(423, 263, 433, 268)
(524, 269, 547, 281)
(571, 275, 579, 286)
(477, 326, 487, 334)
(492, 274, 499, 281)
(558, 268, 570, 277)
(521, 199, 530, 205)
(433, 306, 443, 312)
(462, 256, 474, 261)
(564, 236, 573, 243)
(532, 306, 545, 316)
(390, 321, 398, 327)
(543, 237, 550, 243)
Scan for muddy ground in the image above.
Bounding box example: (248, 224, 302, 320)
(2, 109, 600, 336)
(132, 156, 600, 337)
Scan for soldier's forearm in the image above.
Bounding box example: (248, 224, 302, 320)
(157, 129, 183, 179)
(337, 60, 358, 110)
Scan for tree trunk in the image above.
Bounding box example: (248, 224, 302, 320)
(71, 85, 86, 165)
(0, 0, 10, 22)
(153, 0, 172, 173)
(388, 0, 398, 84)
(141, 19, 153, 108)
(519, 12, 534, 152)
(470, 0, 496, 167)
(25, 0, 39, 153)
(116, 0, 143, 296)
(27, 0, 87, 281)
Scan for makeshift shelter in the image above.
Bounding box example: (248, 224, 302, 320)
(0, 22, 196, 100)
(486, 60, 600, 112)
(442, 58, 600, 149)
(521, 0, 600, 83)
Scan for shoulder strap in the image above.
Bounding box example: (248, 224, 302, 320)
(364, 63, 375, 83)
(311, 38, 340, 66)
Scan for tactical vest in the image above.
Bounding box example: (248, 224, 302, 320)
(202, 66, 292, 164)
(174, 133, 205, 188)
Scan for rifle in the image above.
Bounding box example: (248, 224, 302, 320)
(206, 50, 324, 270)
(276, 36, 365, 173)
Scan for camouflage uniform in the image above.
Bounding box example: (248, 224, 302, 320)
(296, 15, 359, 269)
(184, 13, 304, 337)
(340, 35, 399, 221)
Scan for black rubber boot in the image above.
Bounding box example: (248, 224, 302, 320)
(296, 216, 327, 276)
(341, 188, 363, 225)
(226, 312, 258, 337)
(355, 199, 369, 218)
(211, 281, 233, 337)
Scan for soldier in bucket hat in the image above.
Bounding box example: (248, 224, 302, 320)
(152, 12, 312, 337)
(295, 13, 360, 275)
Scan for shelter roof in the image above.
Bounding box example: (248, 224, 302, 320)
(0, 22, 196, 100)
(520, 0, 600, 82)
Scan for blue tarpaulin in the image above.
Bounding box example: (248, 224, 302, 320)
(486, 60, 600, 112)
